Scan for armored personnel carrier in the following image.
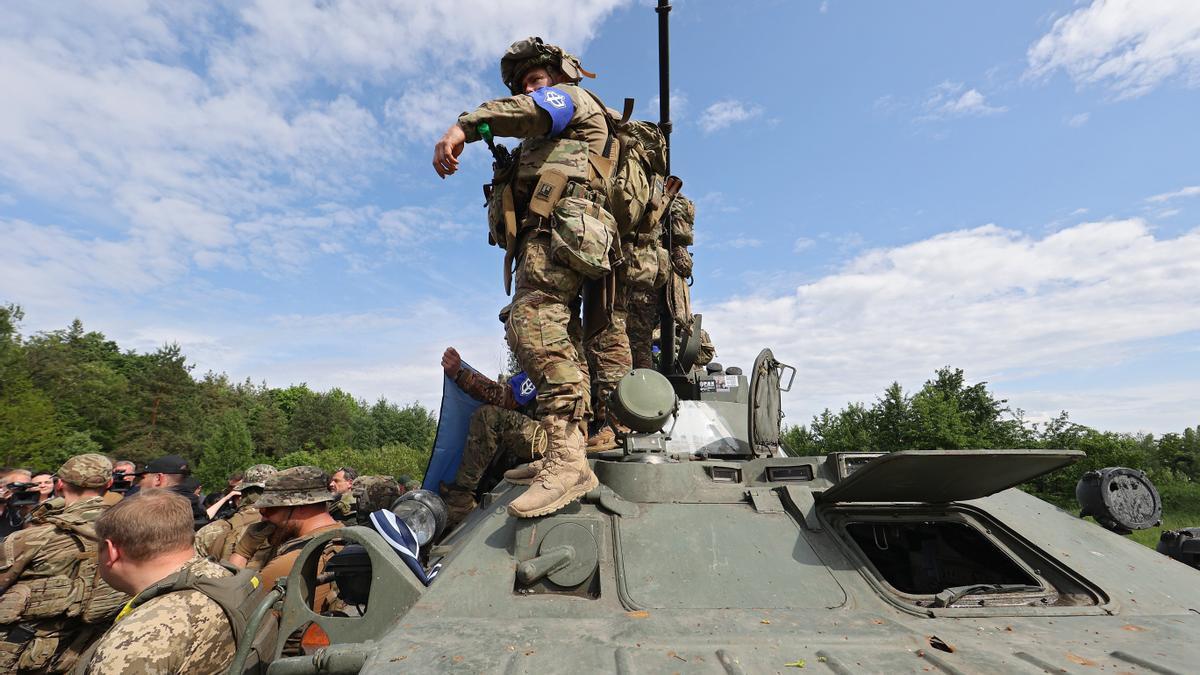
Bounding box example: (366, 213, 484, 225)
(241, 316, 1200, 674)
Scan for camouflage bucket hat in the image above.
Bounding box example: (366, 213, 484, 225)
(500, 36, 592, 95)
(56, 453, 113, 489)
(351, 475, 402, 516)
(241, 463, 278, 490)
(255, 465, 334, 508)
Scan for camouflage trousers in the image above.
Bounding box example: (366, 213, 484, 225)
(585, 272, 632, 425)
(506, 234, 590, 422)
(454, 404, 546, 492)
(626, 288, 659, 371)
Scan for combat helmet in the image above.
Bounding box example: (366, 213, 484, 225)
(255, 465, 334, 508)
(242, 464, 278, 490)
(500, 37, 594, 95)
(352, 475, 403, 523)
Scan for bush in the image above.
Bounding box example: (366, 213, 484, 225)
(276, 443, 430, 484)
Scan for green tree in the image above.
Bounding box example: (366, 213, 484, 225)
(196, 410, 256, 491)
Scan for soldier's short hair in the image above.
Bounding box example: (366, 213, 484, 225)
(96, 488, 194, 561)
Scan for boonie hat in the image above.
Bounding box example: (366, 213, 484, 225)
(256, 466, 335, 509)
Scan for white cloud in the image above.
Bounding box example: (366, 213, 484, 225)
(0, 1, 629, 307)
(793, 237, 815, 253)
(698, 99, 763, 133)
(819, 1, 829, 14)
(645, 89, 689, 121)
(1066, 112, 1090, 127)
(1147, 185, 1200, 203)
(700, 219, 1200, 433)
(1027, 0, 1200, 99)
(920, 82, 1007, 120)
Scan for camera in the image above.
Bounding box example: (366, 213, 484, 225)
(110, 470, 136, 493)
(4, 482, 41, 507)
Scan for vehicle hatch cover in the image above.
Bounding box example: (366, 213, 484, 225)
(817, 449, 1084, 503)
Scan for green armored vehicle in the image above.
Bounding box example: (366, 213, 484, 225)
(245, 314, 1200, 674)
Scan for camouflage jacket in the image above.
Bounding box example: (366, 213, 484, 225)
(0, 496, 107, 596)
(455, 367, 522, 411)
(0, 496, 122, 672)
(195, 506, 262, 563)
(80, 557, 235, 675)
(457, 83, 612, 167)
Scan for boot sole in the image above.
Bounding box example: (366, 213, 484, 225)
(507, 472, 600, 518)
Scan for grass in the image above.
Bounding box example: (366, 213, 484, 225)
(1125, 510, 1200, 549)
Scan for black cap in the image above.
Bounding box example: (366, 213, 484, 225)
(138, 455, 192, 475)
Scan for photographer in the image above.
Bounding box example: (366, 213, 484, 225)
(0, 469, 33, 539)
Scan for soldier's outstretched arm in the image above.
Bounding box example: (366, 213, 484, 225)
(432, 94, 557, 178)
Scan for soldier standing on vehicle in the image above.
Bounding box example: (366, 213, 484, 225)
(195, 464, 277, 565)
(0, 454, 124, 673)
(81, 489, 238, 674)
(433, 37, 619, 517)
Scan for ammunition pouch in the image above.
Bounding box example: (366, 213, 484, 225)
(624, 237, 668, 292)
(0, 624, 60, 672)
(670, 195, 695, 246)
(549, 195, 617, 280)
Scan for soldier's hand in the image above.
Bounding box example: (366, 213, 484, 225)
(433, 124, 467, 178)
(442, 347, 462, 379)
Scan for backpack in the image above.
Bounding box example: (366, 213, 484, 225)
(131, 563, 279, 674)
(609, 119, 669, 238)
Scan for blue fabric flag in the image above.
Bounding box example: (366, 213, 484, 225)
(422, 363, 484, 492)
(369, 509, 442, 586)
(528, 86, 574, 137)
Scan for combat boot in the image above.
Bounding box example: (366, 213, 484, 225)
(503, 460, 542, 486)
(508, 417, 598, 518)
(585, 425, 620, 452)
(439, 482, 478, 528)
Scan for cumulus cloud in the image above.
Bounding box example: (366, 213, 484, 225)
(700, 219, 1200, 432)
(698, 99, 763, 133)
(1066, 112, 1090, 127)
(0, 1, 628, 307)
(920, 81, 1007, 120)
(1027, 0, 1200, 99)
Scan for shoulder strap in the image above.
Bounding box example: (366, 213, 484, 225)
(580, 88, 617, 160)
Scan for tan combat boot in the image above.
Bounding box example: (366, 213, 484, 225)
(503, 460, 542, 486)
(502, 423, 549, 485)
(439, 482, 478, 528)
(585, 425, 619, 453)
(508, 417, 598, 518)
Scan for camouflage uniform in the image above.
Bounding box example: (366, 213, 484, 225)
(195, 464, 276, 564)
(456, 37, 616, 517)
(442, 367, 549, 526)
(626, 287, 659, 370)
(250, 467, 343, 612)
(80, 557, 235, 675)
(651, 326, 715, 373)
(0, 454, 124, 673)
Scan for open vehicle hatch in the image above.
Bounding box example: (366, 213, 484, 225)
(818, 449, 1084, 503)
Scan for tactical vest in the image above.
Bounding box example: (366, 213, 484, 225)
(485, 85, 620, 283)
(199, 507, 262, 562)
(111, 562, 278, 675)
(0, 501, 127, 672)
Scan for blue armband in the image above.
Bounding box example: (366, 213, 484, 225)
(528, 86, 574, 137)
(509, 371, 538, 406)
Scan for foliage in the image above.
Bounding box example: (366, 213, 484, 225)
(0, 304, 438, 484)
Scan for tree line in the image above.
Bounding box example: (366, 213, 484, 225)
(0, 304, 436, 490)
(782, 366, 1200, 513)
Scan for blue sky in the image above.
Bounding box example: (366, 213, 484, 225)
(2, 0, 1198, 433)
